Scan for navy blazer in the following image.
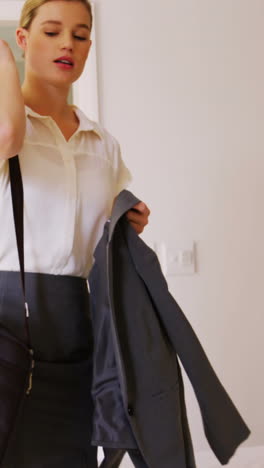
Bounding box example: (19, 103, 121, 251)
(88, 190, 251, 468)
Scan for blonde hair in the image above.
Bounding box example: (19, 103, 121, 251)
(19, 0, 93, 31)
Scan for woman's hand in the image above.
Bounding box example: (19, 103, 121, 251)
(126, 201, 151, 234)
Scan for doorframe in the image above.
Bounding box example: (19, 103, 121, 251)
(0, 1, 99, 121)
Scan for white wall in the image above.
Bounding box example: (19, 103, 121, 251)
(93, 0, 263, 454)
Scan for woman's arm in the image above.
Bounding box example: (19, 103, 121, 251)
(0, 40, 26, 160)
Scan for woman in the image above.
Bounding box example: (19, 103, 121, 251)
(0, 0, 150, 466)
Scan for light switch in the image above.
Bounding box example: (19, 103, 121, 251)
(151, 242, 196, 276)
(166, 242, 196, 275)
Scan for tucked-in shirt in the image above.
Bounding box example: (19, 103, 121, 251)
(0, 105, 132, 278)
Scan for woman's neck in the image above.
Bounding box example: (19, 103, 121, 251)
(22, 81, 73, 121)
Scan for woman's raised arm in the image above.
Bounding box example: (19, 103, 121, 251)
(0, 40, 26, 160)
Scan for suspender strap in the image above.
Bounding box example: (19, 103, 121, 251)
(8, 155, 32, 351)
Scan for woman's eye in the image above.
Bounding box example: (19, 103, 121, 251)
(45, 32, 87, 41)
(75, 36, 87, 41)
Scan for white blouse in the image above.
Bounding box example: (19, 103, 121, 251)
(0, 105, 132, 278)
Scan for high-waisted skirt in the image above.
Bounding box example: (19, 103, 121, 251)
(0, 271, 98, 468)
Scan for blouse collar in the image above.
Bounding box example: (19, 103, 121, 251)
(25, 105, 103, 139)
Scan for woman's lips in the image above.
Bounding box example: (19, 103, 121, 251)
(54, 62, 74, 70)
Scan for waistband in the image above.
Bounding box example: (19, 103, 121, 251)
(0, 270, 88, 295)
(0, 271, 93, 362)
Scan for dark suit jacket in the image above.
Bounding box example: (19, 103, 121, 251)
(88, 190, 251, 468)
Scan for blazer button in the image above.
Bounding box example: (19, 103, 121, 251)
(127, 405, 134, 416)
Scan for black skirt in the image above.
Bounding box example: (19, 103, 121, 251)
(0, 271, 97, 468)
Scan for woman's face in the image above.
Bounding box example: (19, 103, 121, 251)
(16, 1, 92, 87)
